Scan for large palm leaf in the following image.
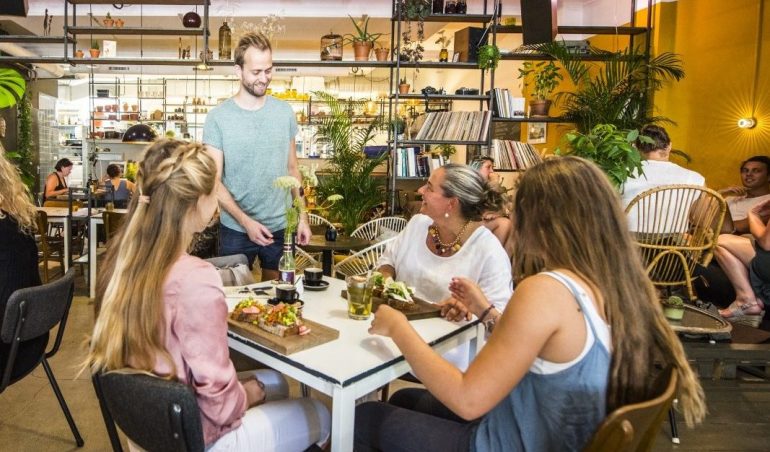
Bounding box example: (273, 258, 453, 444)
(0, 68, 26, 108)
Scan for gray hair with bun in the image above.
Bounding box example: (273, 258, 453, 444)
(440, 163, 504, 220)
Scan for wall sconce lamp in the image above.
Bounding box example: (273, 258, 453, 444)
(737, 117, 757, 129)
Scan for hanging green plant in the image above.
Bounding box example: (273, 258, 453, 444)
(477, 44, 501, 70)
(5, 94, 35, 193)
(0, 68, 26, 109)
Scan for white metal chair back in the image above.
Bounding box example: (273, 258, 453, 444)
(350, 217, 407, 242)
(295, 247, 321, 273)
(308, 213, 334, 228)
(333, 238, 395, 278)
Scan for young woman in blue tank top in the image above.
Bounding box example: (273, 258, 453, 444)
(355, 157, 706, 451)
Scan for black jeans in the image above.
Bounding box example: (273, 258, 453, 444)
(354, 388, 479, 452)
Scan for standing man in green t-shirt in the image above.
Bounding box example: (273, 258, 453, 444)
(204, 32, 310, 281)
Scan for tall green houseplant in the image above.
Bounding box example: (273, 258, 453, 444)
(313, 92, 387, 234)
(535, 42, 684, 132)
(0, 68, 34, 193)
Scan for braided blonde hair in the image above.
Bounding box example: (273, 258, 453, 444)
(87, 140, 216, 376)
(0, 149, 37, 234)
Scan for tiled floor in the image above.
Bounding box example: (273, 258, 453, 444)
(1, 269, 769, 451)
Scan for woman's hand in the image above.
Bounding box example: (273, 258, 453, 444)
(439, 297, 472, 322)
(242, 377, 266, 408)
(448, 277, 491, 318)
(369, 305, 408, 338)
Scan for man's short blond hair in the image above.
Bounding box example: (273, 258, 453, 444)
(234, 32, 272, 67)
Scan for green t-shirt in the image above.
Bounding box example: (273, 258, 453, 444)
(203, 96, 298, 233)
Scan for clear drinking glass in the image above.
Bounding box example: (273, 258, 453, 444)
(346, 275, 373, 320)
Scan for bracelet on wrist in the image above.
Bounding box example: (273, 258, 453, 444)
(478, 305, 495, 322)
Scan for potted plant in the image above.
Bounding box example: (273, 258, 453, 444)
(534, 42, 684, 132)
(344, 15, 383, 61)
(0, 68, 34, 193)
(398, 77, 410, 94)
(557, 123, 653, 188)
(517, 61, 563, 117)
(662, 295, 685, 321)
(103, 12, 114, 27)
(390, 116, 406, 137)
(436, 143, 456, 160)
(374, 43, 390, 62)
(397, 0, 430, 64)
(477, 44, 500, 70)
(89, 41, 100, 58)
(435, 30, 452, 62)
(313, 91, 387, 235)
(74, 49, 84, 58)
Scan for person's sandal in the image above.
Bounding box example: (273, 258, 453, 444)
(720, 302, 765, 328)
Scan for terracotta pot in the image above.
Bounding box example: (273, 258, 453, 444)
(353, 41, 373, 61)
(90, 49, 101, 58)
(374, 48, 390, 61)
(74, 50, 84, 58)
(529, 99, 552, 117)
(103, 19, 114, 27)
(398, 84, 411, 95)
(114, 18, 124, 28)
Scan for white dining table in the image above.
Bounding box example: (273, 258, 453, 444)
(226, 278, 484, 452)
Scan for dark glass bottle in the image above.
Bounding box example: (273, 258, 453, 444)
(445, 1, 457, 14)
(218, 22, 231, 60)
(432, 0, 444, 14)
(456, 0, 467, 14)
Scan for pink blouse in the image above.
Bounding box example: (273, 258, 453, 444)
(153, 254, 247, 446)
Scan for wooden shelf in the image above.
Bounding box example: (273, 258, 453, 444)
(392, 94, 488, 101)
(0, 35, 71, 43)
(394, 140, 488, 146)
(492, 117, 574, 123)
(397, 61, 480, 69)
(420, 14, 493, 23)
(68, 0, 206, 4)
(495, 25, 648, 36)
(67, 27, 205, 36)
(500, 53, 615, 61)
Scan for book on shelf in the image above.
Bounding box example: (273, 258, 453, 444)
(394, 147, 448, 178)
(415, 111, 491, 142)
(488, 140, 543, 170)
(490, 89, 525, 119)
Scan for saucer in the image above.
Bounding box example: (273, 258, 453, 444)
(303, 280, 330, 291)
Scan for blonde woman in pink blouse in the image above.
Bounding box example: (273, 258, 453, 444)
(86, 140, 329, 451)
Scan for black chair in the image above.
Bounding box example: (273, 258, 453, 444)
(0, 268, 84, 447)
(92, 371, 204, 452)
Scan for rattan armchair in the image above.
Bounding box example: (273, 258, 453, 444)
(625, 184, 726, 301)
(333, 238, 395, 278)
(350, 217, 407, 242)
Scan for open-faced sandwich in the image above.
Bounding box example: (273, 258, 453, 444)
(381, 277, 417, 311)
(231, 298, 311, 337)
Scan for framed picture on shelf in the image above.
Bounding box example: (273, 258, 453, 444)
(452, 52, 461, 62)
(527, 122, 547, 144)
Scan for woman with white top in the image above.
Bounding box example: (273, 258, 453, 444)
(377, 164, 512, 312)
(355, 157, 705, 451)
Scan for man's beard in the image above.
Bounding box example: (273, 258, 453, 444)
(243, 80, 268, 97)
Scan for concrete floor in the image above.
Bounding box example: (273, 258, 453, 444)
(1, 268, 770, 451)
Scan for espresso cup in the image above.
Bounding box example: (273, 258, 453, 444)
(275, 284, 299, 303)
(304, 267, 323, 286)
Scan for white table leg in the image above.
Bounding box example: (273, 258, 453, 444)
(89, 217, 98, 298)
(63, 217, 71, 272)
(331, 386, 356, 452)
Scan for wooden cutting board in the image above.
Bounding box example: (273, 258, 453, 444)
(228, 318, 339, 355)
(341, 290, 442, 320)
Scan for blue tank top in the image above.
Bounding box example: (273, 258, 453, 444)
(472, 271, 611, 451)
(106, 179, 130, 201)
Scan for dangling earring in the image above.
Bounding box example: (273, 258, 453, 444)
(444, 212, 449, 218)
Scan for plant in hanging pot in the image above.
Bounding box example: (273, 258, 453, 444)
(517, 60, 563, 117)
(89, 40, 100, 58)
(344, 15, 383, 61)
(477, 44, 500, 70)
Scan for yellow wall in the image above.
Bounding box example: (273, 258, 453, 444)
(653, 0, 770, 189)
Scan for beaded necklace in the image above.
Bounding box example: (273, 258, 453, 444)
(429, 220, 472, 255)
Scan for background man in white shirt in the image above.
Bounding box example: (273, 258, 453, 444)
(719, 156, 770, 234)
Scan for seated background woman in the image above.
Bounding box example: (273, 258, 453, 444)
(356, 157, 705, 451)
(470, 156, 513, 255)
(43, 158, 73, 203)
(0, 152, 46, 380)
(378, 163, 512, 311)
(716, 198, 770, 327)
(86, 140, 329, 451)
(103, 163, 136, 208)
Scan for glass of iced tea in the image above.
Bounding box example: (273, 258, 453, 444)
(346, 275, 373, 320)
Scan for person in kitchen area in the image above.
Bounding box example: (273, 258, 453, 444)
(204, 31, 310, 281)
(87, 139, 329, 451)
(43, 158, 74, 203)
